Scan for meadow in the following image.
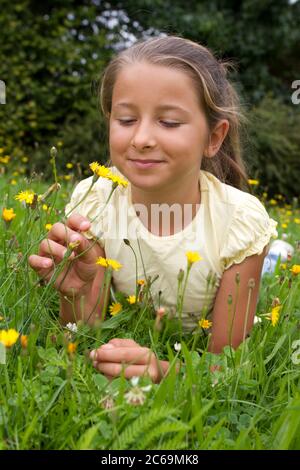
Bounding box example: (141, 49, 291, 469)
(1, 148, 300, 450)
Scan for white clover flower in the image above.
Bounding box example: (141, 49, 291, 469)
(174, 342, 182, 352)
(130, 376, 140, 387)
(253, 316, 262, 324)
(124, 388, 146, 406)
(66, 322, 78, 333)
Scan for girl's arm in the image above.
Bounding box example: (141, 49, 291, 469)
(208, 246, 268, 354)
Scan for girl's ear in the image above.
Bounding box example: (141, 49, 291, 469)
(204, 119, 229, 158)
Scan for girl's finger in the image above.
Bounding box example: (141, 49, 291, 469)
(108, 338, 139, 348)
(92, 346, 153, 365)
(39, 238, 72, 263)
(28, 254, 53, 271)
(47, 222, 77, 245)
(94, 362, 154, 380)
(66, 213, 91, 232)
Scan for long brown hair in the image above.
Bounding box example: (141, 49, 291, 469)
(99, 35, 250, 191)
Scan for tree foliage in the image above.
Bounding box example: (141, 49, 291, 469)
(0, 0, 299, 197)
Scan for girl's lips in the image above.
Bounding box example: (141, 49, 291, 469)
(129, 159, 165, 169)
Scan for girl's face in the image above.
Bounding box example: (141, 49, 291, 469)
(109, 62, 210, 195)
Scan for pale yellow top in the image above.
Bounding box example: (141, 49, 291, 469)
(65, 167, 278, 332)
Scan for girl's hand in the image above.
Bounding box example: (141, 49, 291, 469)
(28, 214, 102, 298)
(90, 338, 170, 384)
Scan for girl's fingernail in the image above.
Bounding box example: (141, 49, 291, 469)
(43, 259, 52, 268)
(80, 221, 90, 230)
(93, 361, 98, 368)
(90, 350, 96, 359)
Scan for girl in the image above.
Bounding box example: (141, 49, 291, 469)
(29, 35, 278, 383)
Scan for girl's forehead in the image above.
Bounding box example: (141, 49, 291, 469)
(112, 63, 199, 107)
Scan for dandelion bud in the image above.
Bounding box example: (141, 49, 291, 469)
(50, 146, 57, 158)
(271, 297, 281, 308)
(123, 238, 131, 246)
(235, 272, 240, 285)
(227, 294, 233, 305)
(38, 183, 61, 203)
(177, 269, 184, 282)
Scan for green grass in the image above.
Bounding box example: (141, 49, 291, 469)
(0, 167, 300, 450)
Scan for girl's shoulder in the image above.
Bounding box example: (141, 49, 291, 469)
(200, 171, 278, 270)
(200, 170, 261, 209)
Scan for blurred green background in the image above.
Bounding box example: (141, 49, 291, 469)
(0, 0, 300, 200)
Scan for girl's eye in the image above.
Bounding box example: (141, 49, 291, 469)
(117, 119, 180, 127)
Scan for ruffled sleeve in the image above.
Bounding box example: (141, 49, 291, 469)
(64, 176, 110, 249)
(219, 194, 278, 271)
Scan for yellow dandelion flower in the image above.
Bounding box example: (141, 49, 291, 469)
(294, 218, 300, 224)
(0, 329, 20, 348)
(270, 199, 277, 206)
(199, 318, 212, 329)
(127, 295, 137, 304)
(15, 190, 35, 205)
(64, 175, 72, 181)
(89, 162, 112, 179)
(0, 155, 10, 164)
(290, 265, 300, 275)
(42, 204, 48, 211)
(10, 179, 17, 186)
(45, 223, 52, 231)
(109, 302, 122, 316)
(20, 335, 28, 349)
(67, 342, 77, 354)
(269, 305, 281, 327)
(95, 257, 122, 271)
(186, 251, 203, 265)
(96, 257, 108, 268)
(280, 263, 287, 270)
(66, 163, 73, 169)
(137, 279, 145, 286)
(107, 259, 122, 271)
(110, 174, 129, 188)
(248, 179, 259, 185)
(21, 157, 28, 163)
(2, 208, 16, 222)
(281, 223, 288, 229)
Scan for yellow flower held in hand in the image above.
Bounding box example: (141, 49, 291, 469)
(45, 223, 52, 231)
(199, 318, 212, 329)
(96, 257, 122, 271)
(109, 302, 122, 316)
(186, 251, 203, 266)
(127, 295, 137, 304)
(2, 208, 16, 222)
(0, 329, 20, 348)
(89, 162, 128, 187)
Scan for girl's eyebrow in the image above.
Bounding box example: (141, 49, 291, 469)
(114, 102, 190, 116)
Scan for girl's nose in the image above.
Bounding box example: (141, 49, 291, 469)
(130, 121, 156, 149)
